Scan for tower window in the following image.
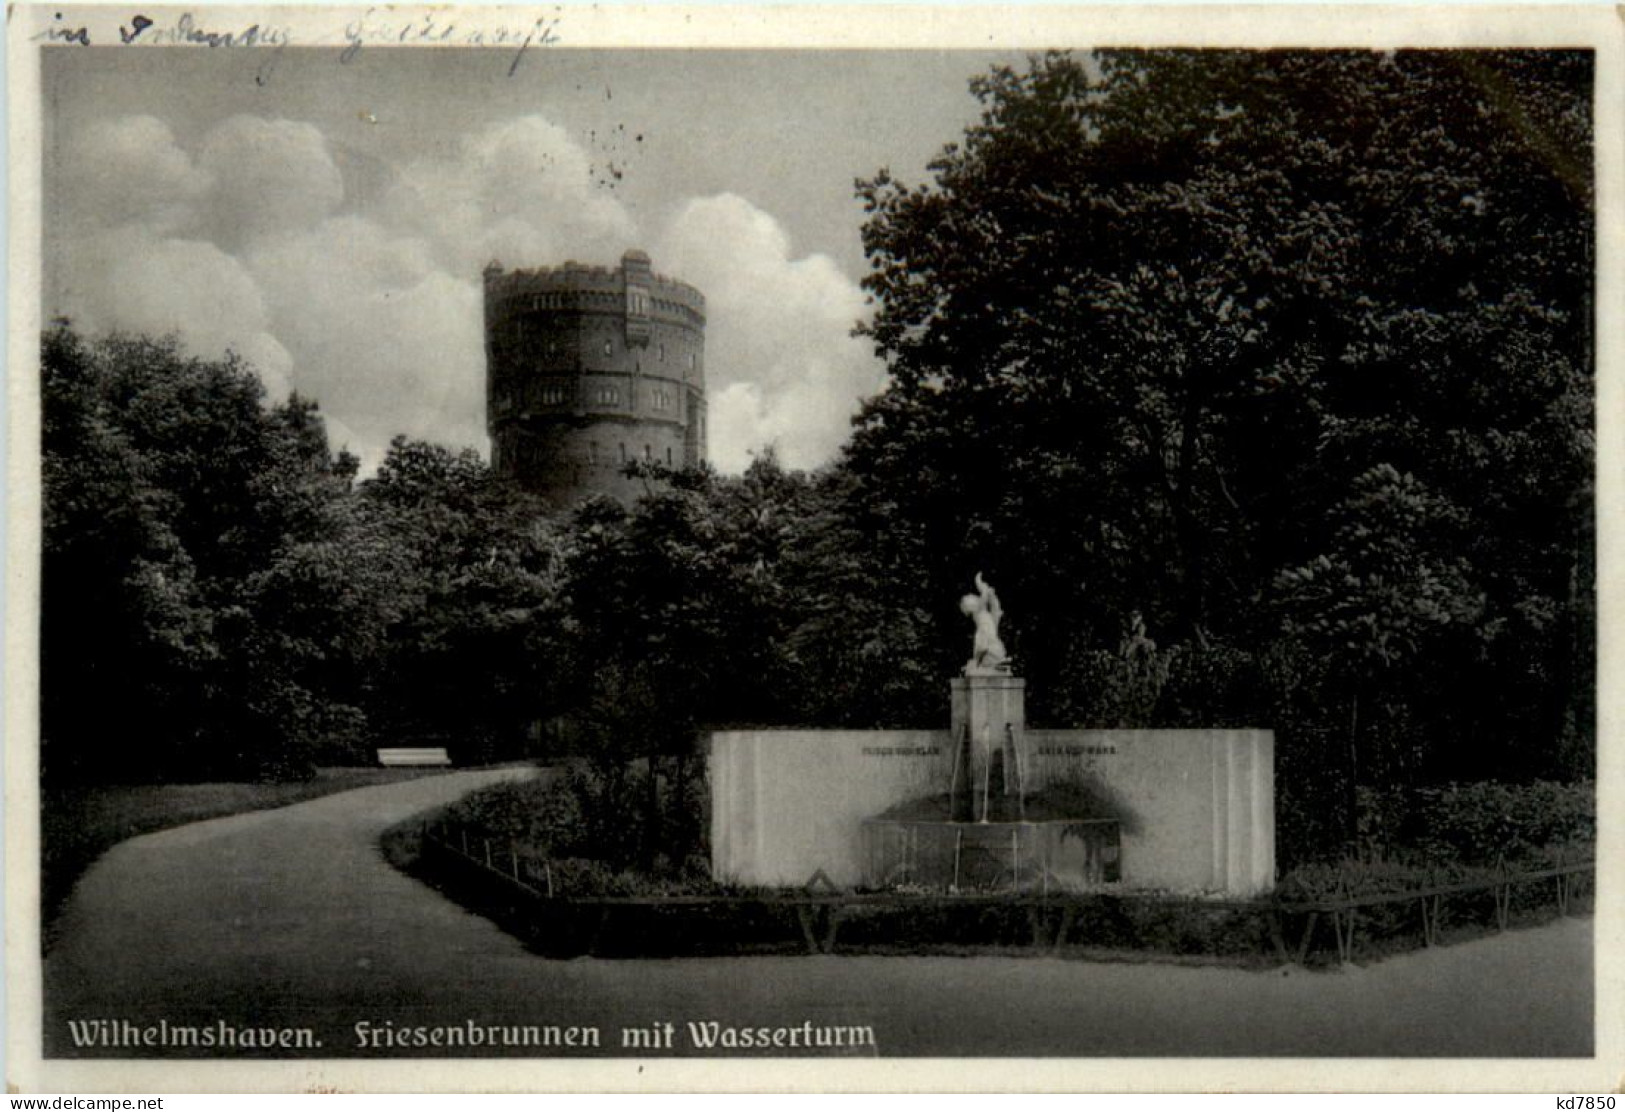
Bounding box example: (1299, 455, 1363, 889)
(542, 385, 567, 405)
(619, 443, 627, 463)
(644, 444, 652, 461)
(594, 386, 619, 406)
(658, 343, 666, 363)
(687, 353, 696, 371)
(603, 339, 614, 357)
(666, 447, 672, 465)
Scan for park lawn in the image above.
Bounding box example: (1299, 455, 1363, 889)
(41, 766, 454, 949)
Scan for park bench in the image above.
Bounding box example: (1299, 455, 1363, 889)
(377, 746, 452, 768)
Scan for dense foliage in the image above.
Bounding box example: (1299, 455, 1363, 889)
(43, 328, 361, 781)
(41, 50, 1592, 866)
(846, 49, 1593, 854)
(431, 765, 711, 891)
(1356, 779, 1595, 867)
(42, 325, 574, 780)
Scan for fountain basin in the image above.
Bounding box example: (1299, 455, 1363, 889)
(862, 818, 1120, 892)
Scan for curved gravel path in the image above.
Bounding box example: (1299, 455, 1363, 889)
(43, 769, 1593, 1058)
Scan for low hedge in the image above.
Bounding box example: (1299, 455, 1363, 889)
(391, 816, 1589, 964)
(386, 773, 1594, 964)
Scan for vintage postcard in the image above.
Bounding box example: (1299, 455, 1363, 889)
(6, 2, 1622, 1093)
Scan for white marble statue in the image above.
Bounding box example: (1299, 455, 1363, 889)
(960, 572, 1011, 675)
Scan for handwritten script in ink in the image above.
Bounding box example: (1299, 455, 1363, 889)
(34, 11, 292, 48)
(340, 9, 563, 75)
(32, 9, 560, 79)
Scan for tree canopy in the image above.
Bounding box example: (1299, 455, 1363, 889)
(42, 326, 360, 780)
(847, 50, 1593, 841)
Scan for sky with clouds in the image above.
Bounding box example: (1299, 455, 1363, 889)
(43, 46, 1021, 473)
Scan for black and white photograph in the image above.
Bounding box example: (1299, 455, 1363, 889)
(6, 3, 1619, 1092)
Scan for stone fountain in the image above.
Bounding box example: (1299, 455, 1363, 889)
(859, 574, 1121, 892)
(709, 575, 1274, 897)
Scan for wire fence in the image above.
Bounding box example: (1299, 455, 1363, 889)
(414, 819, 1593, 964)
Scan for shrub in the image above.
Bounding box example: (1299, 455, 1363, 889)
(1112, 898, 1267, 957)
(1274, 856, 1500, 904)
(438, 776, 581, 850)
(1357, 779, 1594, 867)
(433, 760, 710, 894)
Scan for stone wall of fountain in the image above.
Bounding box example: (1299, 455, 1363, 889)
(709, 576, 1275, 896)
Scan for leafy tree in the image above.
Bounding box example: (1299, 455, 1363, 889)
(42, 327, 359, 781)
(776, 465, 943, 727)
(355, 437, 566, 763)
(848, 49, 1592, 849)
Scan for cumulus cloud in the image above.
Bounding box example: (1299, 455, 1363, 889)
(656, 193, 880, 471)
(53, 225, 295, 400)
(57, 115, 210, 232)
(382, 116, 635, 278)
(47, 113, 882, 476)
(197, 116, 345, 248)
(243, 216, 485, 469)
